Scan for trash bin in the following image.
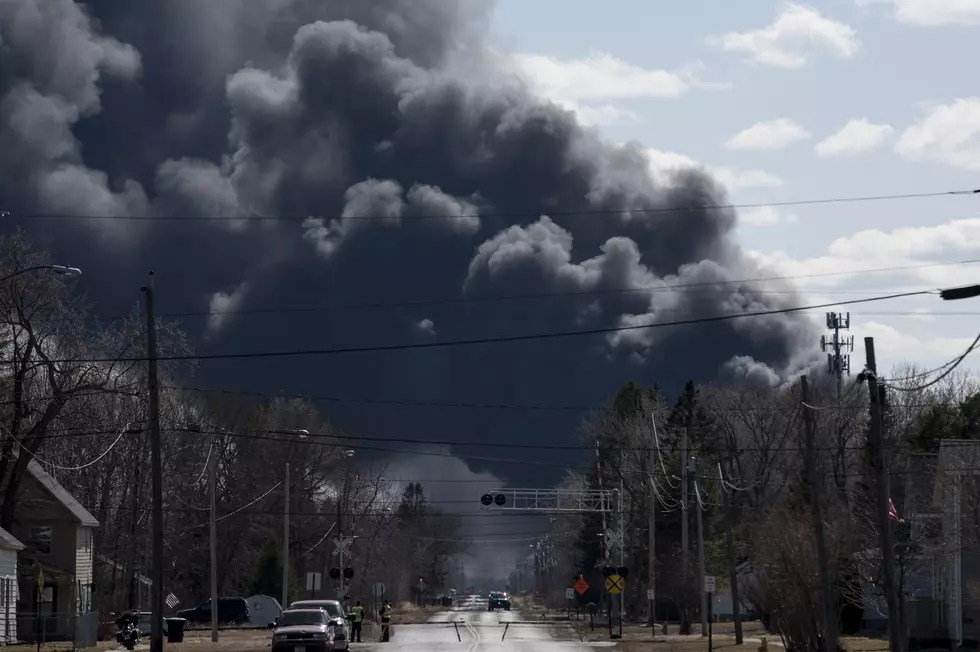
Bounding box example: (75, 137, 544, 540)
(165, 618, 187, 643)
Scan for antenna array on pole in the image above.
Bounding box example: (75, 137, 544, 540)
(820, 312, 854, 400)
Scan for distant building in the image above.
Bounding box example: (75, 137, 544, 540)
(934, 439, 980, 645)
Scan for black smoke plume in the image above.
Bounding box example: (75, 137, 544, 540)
(0, 0, 817, 481)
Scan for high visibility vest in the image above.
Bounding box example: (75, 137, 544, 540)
(351, 606, 364, 623)
(381, 605, 392, 621)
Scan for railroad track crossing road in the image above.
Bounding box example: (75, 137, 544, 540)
(352, 594, 607, 651)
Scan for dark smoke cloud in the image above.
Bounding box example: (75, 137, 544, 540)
(1, 0, 819, 484)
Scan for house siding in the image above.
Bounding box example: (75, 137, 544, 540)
(1, 549, 17, 643)
(74, 528, 94, 614)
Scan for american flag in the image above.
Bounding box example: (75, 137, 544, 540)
(888, 498, 905, 523)
(165, 593, 179, 609)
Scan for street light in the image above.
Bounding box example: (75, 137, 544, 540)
(940, 284, 980, 301)
(0, 264, 82, 283)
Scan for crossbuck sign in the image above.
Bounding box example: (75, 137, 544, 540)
(332, 536, 353, 558)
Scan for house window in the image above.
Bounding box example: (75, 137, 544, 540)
(29, 526, 52, 555)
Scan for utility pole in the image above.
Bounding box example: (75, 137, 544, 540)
(127, 441, 141, 609)
(282, 463, 289, 608)
(721, 477, 742, 644)
(648, 415, 657, 630)
(596, 441, 609, 564)
(618, 477, 625, 627)
(864, 338, 902, 652)
(680, 427, 691, 635)
(209, 432, 219, 643)
(337, 472, 350, 599)
(802, 375, 836, 652)
(694, 458, 707, 636)
(141, 277, 164, 652)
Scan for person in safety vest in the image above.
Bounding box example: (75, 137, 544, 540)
(379, 600, 392, 642)
(349, 600, 364, 642)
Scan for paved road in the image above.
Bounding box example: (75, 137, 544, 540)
(353, 594, 606, 651)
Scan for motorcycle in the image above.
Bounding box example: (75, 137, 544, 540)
(112, 612, 142, 650)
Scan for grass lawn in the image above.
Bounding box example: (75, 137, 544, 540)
(571, 625, 890, 652)
(0, 643, 117, 652)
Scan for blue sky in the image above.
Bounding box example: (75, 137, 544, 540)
(489, 0, 980, 376)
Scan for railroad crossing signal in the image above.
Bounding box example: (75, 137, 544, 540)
(480, 493, 508, 506)
(606, 528, 625, 551)
(606, 574, 625, 595)
(332, 536, 353, 558)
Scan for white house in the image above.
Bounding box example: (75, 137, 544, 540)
(934, 439, 980, 646)
(0, 526, 25, 644)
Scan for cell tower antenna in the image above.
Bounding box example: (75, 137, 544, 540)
(820, 312, 854, 403)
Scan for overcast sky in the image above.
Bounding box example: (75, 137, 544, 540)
(491, 0, 980, 375)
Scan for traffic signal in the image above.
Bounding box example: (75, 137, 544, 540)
(617, 566, 630, 578)
(343, 568, 354, 579)
(602, 567, 615, 578)
(481, 494, 493, 506)
(494, 494, 506, 506)
(329, 568, 340, 579)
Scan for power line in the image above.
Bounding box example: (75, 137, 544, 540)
(16, 289, 934, 364)
(22, 419, 980, 454)
(6, 187, 977, 223)
(93, 258, 980, 321)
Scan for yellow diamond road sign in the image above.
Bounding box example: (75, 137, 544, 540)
(606, 574, 625, 595)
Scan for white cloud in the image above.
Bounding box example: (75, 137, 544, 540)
(416, 318, 436, 336)
(206, 282, 249, 333)
(726, 118, 811, 151)
(711, 168, 785, 191)
(718, 4, 859, 68)
(748, 217, 980, 290)
(739, 206, 800, 226)
(815, 118, 894, 156)
(909, 308, 937, 322)
(642, 147, 784, 193)
(570, 103, 639, 127)
(858, 0, 980, 25)
(895, 98, 980, 170)
(857, 321, 975, 364)
(511, 52, 718, 126)
(512, 52, 689, 102)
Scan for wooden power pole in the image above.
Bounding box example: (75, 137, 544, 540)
(680, 427, 691, 635)
(802, 375, 837, 652)
(648, 414, 657, 630)
(141, 278, 164, 652)
(864, 338, 903, 652)
(721, 473, 743, 644)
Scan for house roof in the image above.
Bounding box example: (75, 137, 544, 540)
(26, 460, 100, 527)
(0, 526, 24, 551)
(934, 439, 980, 506)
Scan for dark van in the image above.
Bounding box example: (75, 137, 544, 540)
(177, 598, 250, 624)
